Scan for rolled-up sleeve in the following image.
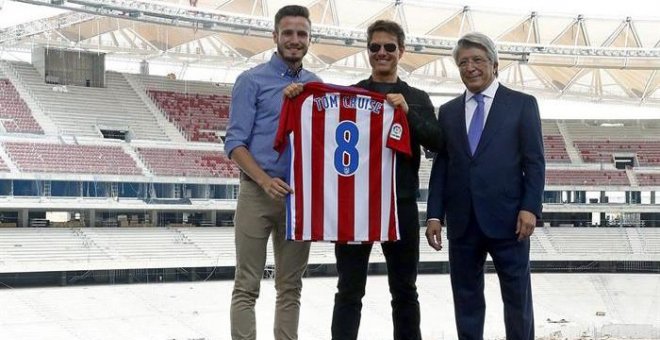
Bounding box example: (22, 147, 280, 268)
(224, 72, 258, 158)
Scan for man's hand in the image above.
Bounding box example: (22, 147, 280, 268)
(425, 219, 444, 251)
(284, 83, 304, 98)
(258, 176, 293, 200)
(230, 147, 292, 200)
(516, 210, 536, 241)
(386, 93, 409, 114)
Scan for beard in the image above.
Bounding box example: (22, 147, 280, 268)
(277, 44, 307, 65)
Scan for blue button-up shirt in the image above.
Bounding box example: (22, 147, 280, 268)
(224, 53, 321, 179)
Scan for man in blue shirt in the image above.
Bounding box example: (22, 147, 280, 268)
(224, 5, 321, 340)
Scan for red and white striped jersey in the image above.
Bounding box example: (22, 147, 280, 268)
(274, 82, 411, 242)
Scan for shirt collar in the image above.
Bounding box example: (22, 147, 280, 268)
(269, 53, 303, 79)
(465, 80, 499, 103)
(362, 76, 404, 92)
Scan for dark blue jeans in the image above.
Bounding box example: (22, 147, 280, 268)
(331, 200, 421, 340)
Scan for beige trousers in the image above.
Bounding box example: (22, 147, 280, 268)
(230, 179, 311, 340)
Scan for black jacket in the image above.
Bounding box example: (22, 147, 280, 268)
(355, 77, 444, 201)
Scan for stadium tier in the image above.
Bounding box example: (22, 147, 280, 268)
(574, 140, 660, 165)
(563, 121, 660, 140)
(541, 121, 571, 163)
(545, 169, 630, 186)
(147, 90, 230, 142)
(1, 68, 660, 188)
(2, 227, 660, 274)
(0, 78, 43, 134)
(640, 228, 660, 254)
(0, 157, 9, 172)
(636, 172, 660, 186)
(137, 147, 238, 177)
(544, 227, 633, 254)
(132, 73, 227, 96)
(126, 73, 232, 143)
(0, 65, 659, 233)
(543, 134, 571, 163)
(82, 227, 209, 261)
(7, 62, 169, 140)
(3, 142, 142, 175)
(0, 228, 113, 268)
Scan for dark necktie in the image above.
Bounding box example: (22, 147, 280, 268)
(468, 93, 485, 155)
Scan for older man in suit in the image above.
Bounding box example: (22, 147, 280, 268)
(425, 32, 545, 340)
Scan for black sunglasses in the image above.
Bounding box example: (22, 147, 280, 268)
(368, 43, 397, 53)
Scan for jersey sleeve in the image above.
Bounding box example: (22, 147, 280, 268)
(385, 107, 412, 157)
(274, 95, 296, 154)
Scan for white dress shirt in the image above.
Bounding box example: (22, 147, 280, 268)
(464, 80, 499, 133)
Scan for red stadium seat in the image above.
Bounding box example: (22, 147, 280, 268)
(148, 90, 230, 143)
(136, 148, 239, 178)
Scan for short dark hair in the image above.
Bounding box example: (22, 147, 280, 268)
(274, 5, 311, 32)
(366, 20, 405, 49)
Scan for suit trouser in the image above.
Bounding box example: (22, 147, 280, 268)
(230, 179, 311, 340)
(331, 200, 421, 340)
(448, 210, 534, 340)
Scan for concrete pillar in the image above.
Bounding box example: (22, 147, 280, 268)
(208, 210, 217, 227)
(20, 209, 29, 228)
(591, 212, 601, 227)
(87, 209, 96, 228)
(151, 210, 159, 227)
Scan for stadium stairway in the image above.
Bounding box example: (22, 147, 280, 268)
(534, 227, 558, 254)
(0, 61, 58, 135)
(104, 72, 172, 140)
(0, 145, 19, 173)
(625, 228, 645, 254)
(9, 63, 169, 140)
(122, 73, 188, 143)
(556, 121, 582, 164)
(120, 143, 152, 176)
(625, 167, 639, 186)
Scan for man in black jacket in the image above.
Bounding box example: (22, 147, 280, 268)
(330, 20, 443, 340)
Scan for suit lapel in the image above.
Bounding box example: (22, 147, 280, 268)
(473, 86, 510, 157)
(455, 93, 473, 157)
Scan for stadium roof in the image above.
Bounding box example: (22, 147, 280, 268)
(1, 0, 659, 105)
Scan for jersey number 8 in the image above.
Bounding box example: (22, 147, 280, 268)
(334, 121, 359, 176)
